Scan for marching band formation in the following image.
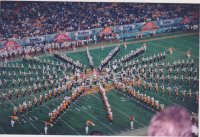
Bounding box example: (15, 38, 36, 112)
(0, 42, 198, 135)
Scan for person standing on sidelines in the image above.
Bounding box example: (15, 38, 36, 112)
(11, 118, 15, 127)
(85, 124, 89, 135)
(85, 120, 95, 134)
(43, 121, 53, 135)
(130, 116, 134, 129)
(124, 42, 127, 50)
(44, 122, 48, 135)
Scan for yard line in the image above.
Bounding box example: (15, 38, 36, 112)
(0, 125, 6, 134)
(73, 102, 118, 134)
(174, 37, 198, 44)
(4, 97, 42, 135)
(42, 104, 81, 135)
(110, 106, 146, 128)
(21, 115, 43, 135)
(65, 33, 197, 55)
(149, 39, 198, 59)
(59, 119, 81, 135)
(90, 93, 146, 128)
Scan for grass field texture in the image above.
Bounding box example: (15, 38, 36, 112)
(0, 32, 199, 135)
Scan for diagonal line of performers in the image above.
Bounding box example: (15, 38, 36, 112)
(98, 45, 120, 72)
(54, 52, 83, 70)
(86, 47, 94, 70)
(99, 85, 113, 124)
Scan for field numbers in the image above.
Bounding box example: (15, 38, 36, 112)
(120, 97, 129, 102)
(74, 105, 91, 112)
(18, 115, 39, 124)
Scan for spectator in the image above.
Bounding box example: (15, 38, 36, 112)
(1, 2, 199, 40)
(147, 106, 192, 137)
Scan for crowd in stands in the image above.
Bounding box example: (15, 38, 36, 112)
(1, 2, 199, 40)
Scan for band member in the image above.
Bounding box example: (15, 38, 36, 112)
(11, 119, 15, 127)
(34, 97, 37, 108)
(180, 75, 184, 85)
(43, 121, 53, 135)
(48, 90, 52, 100)
(161, 85, 164, 95)
(28, 101, 32, 111)
(61, 86, 65, 94)
(182, 90, 186, 101)
(44, 122, 48, 135)
(33, 84, 37, 94)
(130, 116, 134, 129)
(101, 43, 104, 51)
(155, 100, 159, 111)
(23, 102, 27, 113)
(38, 83, 42, 92)
(8, 90, 13, 100)
(13, 106, 18, 116)
(15, 89, 19, 98)
(167, 87, 171, 95)
(137, 80, 141, 90)
(19, 104, 23, 115)
(155, 83, 158, 94)
(143, 82, 146, 91)
(186, 50, 191, 59)
(188, 90, 192, 101)
(143, 43, 147, 51)
(44, 93, 48, 102)
(143, 94, 147, 104)
(44, 81, 48, 90)
(22, 88, 26, 98)
(147, 96, 151, 106)
(39, 95, 43, 106)
(151, 97, 155, 108)
(53, 88, 57, 98)
(124, 42, 127, 50)
(175, 87, 178, 99)
(28, 86, 32, 96)
(148, 82, 152, 92)
(57, 87, 61, 96)
(169, 47, 173, 55)
(108, 112, 113, 124)
(174, 75, 177, 84)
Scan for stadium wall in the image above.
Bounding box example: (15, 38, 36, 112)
(0, 17, 197, 49)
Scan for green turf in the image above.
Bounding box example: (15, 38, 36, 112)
(0, 32, 199, 135)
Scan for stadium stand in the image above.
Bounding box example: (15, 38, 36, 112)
(1, 2, 199, 40)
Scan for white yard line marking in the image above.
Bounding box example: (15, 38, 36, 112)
(0, 126, 6, 134)
(4, 97, 42, 135)
(90, 93, 146, 128)
(174, 36, 198, 44)
(42, 103, 81, 135)
(73, 102, 118, 134)
(150, 39, 198, 59)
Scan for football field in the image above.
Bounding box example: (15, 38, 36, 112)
(0, 32, 199, 135)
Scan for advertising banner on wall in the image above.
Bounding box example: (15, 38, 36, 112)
(24, 36, 46, 44)
(123, 24, 136, 32)
(159, 19, 175, 26)
(74, 30, 93, 36)
(54, 33, 71, 43)
(98, 27, 115, 36)
(0, 17, 187, 48)
(0, 40, 21, 51)
(141, 22, 159, 31)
